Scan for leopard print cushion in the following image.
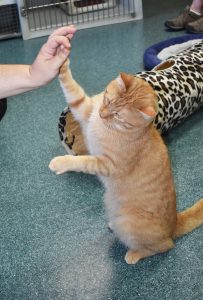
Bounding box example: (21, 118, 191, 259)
(58, 41, 203, 154)
(136, 40, 203, 133)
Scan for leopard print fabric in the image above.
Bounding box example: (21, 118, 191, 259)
(136, 41, 203, 133)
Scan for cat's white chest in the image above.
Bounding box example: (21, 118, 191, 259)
(86, 104, 104, 156)
(86, 127, 101, 155)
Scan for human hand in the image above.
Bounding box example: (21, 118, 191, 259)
(30, 25, 76, 88)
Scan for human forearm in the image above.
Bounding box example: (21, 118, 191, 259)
(0, 64, 39, 98)
(0, 26, 76, 99)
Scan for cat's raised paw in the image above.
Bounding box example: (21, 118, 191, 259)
(49, 156, 69, 175)
(125, 250, 141, 265)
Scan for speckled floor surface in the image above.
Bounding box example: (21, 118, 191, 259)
(0, 0, 203, 299)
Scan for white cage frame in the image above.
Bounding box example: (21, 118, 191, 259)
(17, 0, 143, 40)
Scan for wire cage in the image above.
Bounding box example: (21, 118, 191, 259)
(0, 0, 21, 39)
(17, 0, 143, 39)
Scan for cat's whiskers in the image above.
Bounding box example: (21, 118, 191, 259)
(101, 118, 114, 130)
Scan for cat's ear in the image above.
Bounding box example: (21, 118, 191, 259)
(133, 83, 158, 122)
(116, 73, 134, 92)
(138, 106, 157, 121)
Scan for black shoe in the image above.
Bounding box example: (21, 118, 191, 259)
(0, 98, 7, 121)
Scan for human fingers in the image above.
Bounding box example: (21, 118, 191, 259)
(45, 35, 72, 56)
(49, 25, 76, 39)
(52, 44, 70, 70)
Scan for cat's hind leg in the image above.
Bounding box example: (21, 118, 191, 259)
(125, 239, 174, 265)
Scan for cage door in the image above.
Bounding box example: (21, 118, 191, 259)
(17, 0, 143, 40)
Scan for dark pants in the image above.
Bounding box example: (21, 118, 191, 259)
(0, 98, 7, 121)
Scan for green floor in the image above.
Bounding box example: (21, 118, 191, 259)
(1, 0, 203, 299)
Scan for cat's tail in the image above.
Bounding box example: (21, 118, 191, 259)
(173, 198, 203, 239)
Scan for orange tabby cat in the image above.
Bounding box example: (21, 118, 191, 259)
(49, 60, 203, 264)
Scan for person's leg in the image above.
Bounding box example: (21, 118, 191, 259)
(190, 0, 203, 14)
(186, 0, 203, 32)
(164, 2, 203, 30)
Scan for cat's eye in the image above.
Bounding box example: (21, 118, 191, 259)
(114, 112, 121, 118)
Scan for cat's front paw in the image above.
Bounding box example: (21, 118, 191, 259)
(49, 155, 70, 175)
(59, 59, 70, 77)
